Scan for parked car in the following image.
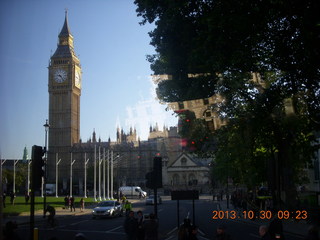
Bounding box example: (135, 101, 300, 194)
(92, 200, 123, 218)
(145, 195, 162, 205)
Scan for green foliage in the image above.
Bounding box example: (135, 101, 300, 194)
(176, 110, 213, 154)
(135, 0, 320, 205)
(135, 0, 320, 120)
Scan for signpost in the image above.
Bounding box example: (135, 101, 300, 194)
(171, 190, 199, 228)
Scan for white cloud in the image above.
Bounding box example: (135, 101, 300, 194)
(124, 76, 177, 139)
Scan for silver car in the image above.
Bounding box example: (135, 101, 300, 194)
(92, 200, 123, 218)
(145, 195, 162, 205)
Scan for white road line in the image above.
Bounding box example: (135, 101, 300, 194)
(70, 220, 89, 226)
(166, 227, 178, 236)
(249, 233, 260, 238)
(45, 228, 125, 235)
(105, 226, 123, 233)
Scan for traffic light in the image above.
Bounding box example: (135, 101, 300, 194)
(32, 145, 45, 189)
(153, 156, 162, 188)
(145, 157, 163, 189)
(145, 171, 154, 189)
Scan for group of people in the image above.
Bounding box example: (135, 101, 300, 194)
(123, 210, 158, 240)
(259, 221, 319, 240)
(63, 195, 85, 212)
(2, 192, 16, 208)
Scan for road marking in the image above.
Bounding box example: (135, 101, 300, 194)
(105, 226, 122, 233)
(70, 220, 89, 226)
(166, 227, 178, 236)
(164, 236, 175, 240)
(43, 228, 125, 235)
(249, 233, 260, 238)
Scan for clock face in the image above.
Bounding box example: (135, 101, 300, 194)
(75, 70, 81, 88)
(54, 68, 67, 83)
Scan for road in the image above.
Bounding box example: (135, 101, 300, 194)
(14, 196, 307, 240)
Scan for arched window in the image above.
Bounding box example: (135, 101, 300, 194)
(188, 174, 197, 186)
(181, 157, 187, 166)
(172, 174, 180, 185)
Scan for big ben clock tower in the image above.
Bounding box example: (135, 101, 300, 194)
(47, 11, 81, 182)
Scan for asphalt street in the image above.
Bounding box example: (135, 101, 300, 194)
(5, 195, 312, 240)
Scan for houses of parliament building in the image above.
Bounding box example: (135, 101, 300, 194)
(46, 12, 212, 196)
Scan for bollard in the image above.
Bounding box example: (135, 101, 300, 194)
(34, 227, 39, 240)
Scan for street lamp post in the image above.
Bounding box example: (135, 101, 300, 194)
(107, 150, 110, 199)
(111, 151, 113, 198)
(55, 153, 61, 198)
(103, 148, 106, 200)
(27, 159, 31, 194)
(84, 153, 89, 198)
(43, 119, 50, 217)
(94, 146, 97, 201)
(13, 160, 19, 194)
(70, 152, 76, 197)
(98, 146, 102, 201)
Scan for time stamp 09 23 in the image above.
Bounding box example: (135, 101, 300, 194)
(212, 210, 308, 220)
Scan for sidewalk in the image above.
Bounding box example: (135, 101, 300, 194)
(3, 198, 142, 226)
(3, 206, 92, 226)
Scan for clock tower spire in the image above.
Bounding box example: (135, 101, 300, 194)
(47, 11, 82, 182)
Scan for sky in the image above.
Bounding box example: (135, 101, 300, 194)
(0, 0, 178, 159)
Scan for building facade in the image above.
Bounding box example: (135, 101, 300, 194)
(45, 13, 212, 197)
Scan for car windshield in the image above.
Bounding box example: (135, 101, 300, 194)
(97, 201, 114, 207)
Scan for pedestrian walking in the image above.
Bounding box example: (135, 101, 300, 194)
(178, 218, 192, 240)
(25, 191, 30, 204)
(189, 225, 199, 240)
(124, 200, 132, 216)
(214, 224, 232, 240)
(64, 196, 69, 209)
(143, 213, 158, 240)
(259, 225, 272, 240)
(3, 192, 6, 208)
(45, 205, 56, 227)
(70, 196, 75, 212)
(137, 210, 145, 240)
(123, 210, 138, 240)
(79, 198, 85, 212)
(10, 192, 15, 205)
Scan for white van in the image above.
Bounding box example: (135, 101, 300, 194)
(119, 186, 147, 198)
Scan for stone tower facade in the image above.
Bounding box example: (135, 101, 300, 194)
(47, 11, 81, 182)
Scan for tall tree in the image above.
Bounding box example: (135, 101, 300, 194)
(135, 0, 320, 207)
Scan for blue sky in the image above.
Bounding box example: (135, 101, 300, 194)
(0, 0, 178, 159)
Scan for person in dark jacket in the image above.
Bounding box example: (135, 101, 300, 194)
(214, 224, 232, 240)
(124, 211, 138, 240)
(136, 210, 145, 240)
(189, 225, 199, 240)
(143, 213, 158, 240)
(178, 218, 192, 240)
(259, 225, 272, 240)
